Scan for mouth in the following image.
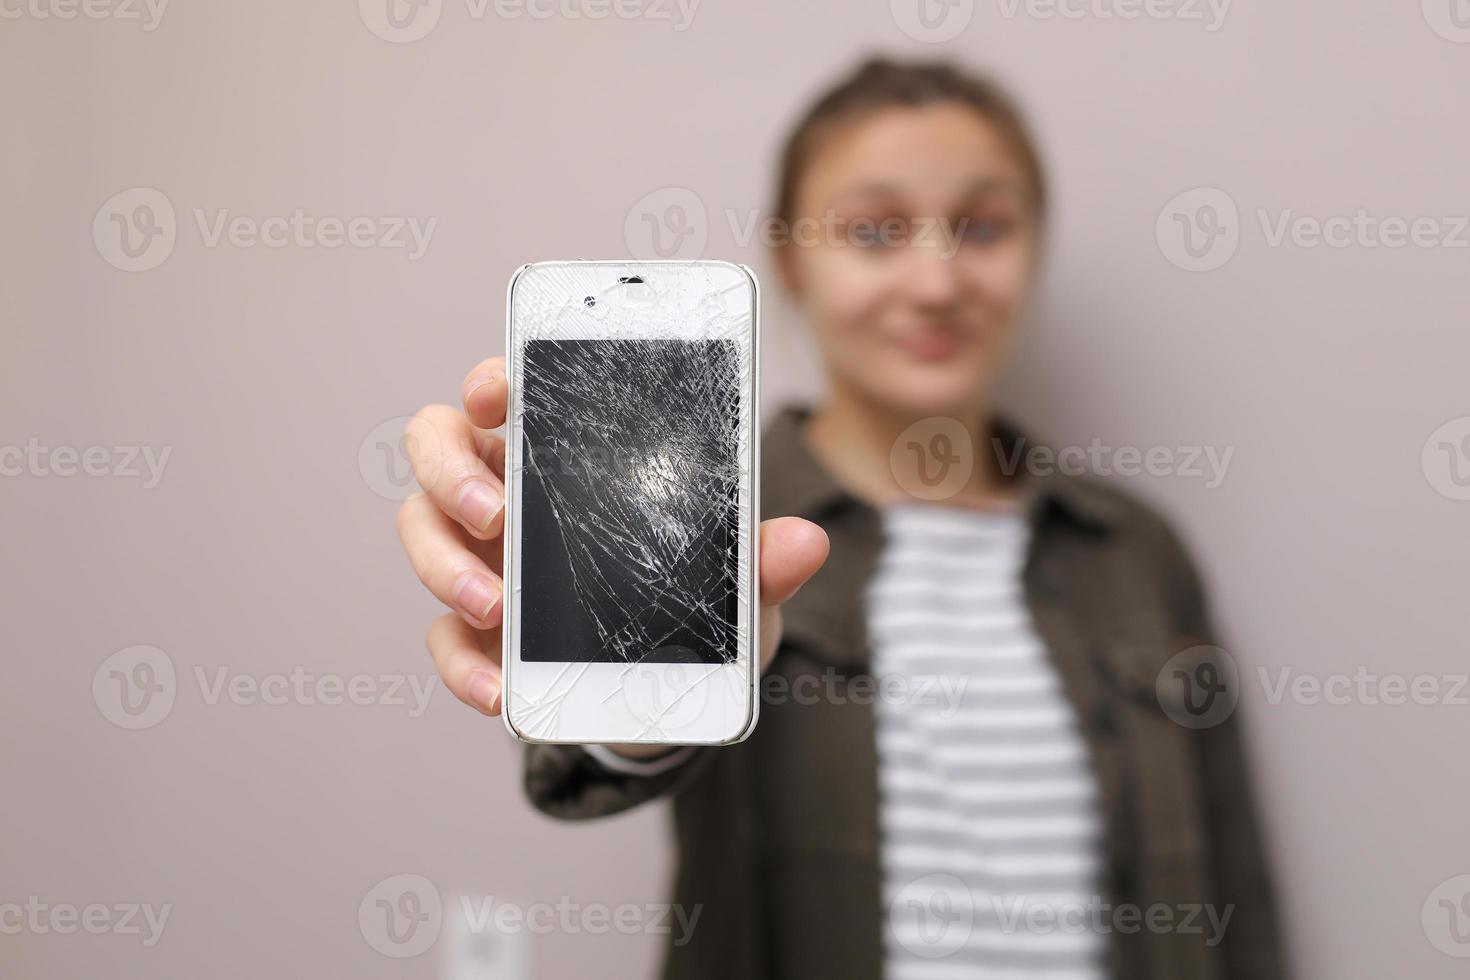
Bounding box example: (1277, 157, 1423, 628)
(893, 326, 968, 362)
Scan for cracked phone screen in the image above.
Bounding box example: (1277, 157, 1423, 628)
(507, 261, 755, 731)
(519, 338, 740, 665)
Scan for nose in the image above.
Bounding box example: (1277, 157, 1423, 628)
(901, 237, 964, 312)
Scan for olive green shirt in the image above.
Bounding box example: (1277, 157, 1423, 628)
(524, 407, 1285, 980)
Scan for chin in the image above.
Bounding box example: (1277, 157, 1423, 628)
(869, 360, 991, 419)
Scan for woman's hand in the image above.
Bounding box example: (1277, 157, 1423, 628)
(396, 355, 831, 726)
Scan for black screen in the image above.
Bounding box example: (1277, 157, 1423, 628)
(518, 339, 741, 665)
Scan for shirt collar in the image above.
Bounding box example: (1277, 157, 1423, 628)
(761, 405, 1126, 534)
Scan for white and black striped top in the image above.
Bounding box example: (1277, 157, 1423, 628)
(871, 503, 1106, 980)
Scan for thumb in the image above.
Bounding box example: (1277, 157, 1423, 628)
(758, 516, 829, 606)
(755, 517, 828, 674)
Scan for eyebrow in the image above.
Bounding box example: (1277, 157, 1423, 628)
(825, 176, 1028, 209)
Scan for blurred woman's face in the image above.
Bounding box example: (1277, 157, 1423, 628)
(778, 102, 1040, 420)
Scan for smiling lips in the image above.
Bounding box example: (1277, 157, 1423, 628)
(895, 327, 967, 361)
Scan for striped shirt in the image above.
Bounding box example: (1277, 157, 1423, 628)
(871, 503, 1106, 980)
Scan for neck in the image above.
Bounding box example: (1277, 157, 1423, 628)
(803, 379, 1011, 509)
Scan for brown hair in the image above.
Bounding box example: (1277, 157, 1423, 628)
(772, 57, 1047, 231)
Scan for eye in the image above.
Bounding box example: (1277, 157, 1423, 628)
(845, 217, 906, 249)
(958, 215, 1016, 246)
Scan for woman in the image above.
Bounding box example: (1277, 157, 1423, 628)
(396, 58, 1283, 980)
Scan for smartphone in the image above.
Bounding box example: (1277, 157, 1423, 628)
(501, 260, 760, 745)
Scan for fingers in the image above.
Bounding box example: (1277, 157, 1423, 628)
(406, 404, 505, 540)
(404, 357, 508, 719)
(757, 516, 830, 607)
(396, 493, 504, 629)
(426, 613, 503, 715)
(460, 356, 508, 430)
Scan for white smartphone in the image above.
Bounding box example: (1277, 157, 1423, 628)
(501, 260, 760, 746)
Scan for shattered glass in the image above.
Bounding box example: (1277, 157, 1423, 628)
(503, 262, 756, 743)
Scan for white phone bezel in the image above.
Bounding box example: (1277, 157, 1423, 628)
(500, 260, 761, 746)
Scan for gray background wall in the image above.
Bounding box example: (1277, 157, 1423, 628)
(3, 0, 1468, 977)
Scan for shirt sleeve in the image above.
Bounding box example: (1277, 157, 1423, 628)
(583, 743, 698, 776)
(522, 742, 715, 820)
(1154, 514, 1289, 980)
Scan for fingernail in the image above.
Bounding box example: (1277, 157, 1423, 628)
(467, 670, 501, 715)
(462, 372, 498, 404)
(456, 480, 502, 533)
(454, 572, 501, 625)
